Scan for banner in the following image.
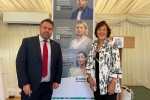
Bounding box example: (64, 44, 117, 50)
(52, 0, 94, 99)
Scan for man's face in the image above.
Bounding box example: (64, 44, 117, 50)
(77, 0, 88, 9)
(39, 21, 53, 40)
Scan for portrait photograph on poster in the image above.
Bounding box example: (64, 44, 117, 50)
(53, 0, 93, 20)
(61, 49, 89, 78)
(53, 19, 93, 49)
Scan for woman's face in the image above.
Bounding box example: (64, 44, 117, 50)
(97, 25, 108, 40)
(77, 53, 87, 66)
(76, 23, 86, 36)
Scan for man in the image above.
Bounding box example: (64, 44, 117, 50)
(16, 19, 63, 100)
(71, 0, 93, 20)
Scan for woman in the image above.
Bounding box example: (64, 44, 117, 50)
(69, 21, 93, 49)
(68, 51, 87, 77)
(86, 21, 122, 100)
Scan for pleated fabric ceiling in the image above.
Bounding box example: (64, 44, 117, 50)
(0, 0, 150, 17)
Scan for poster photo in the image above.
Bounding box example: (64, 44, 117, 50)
(113, 37, 124, 48)
(53, 0, 93, 20)
(61, 48, 89, 78)
(53, 19, 93, 49)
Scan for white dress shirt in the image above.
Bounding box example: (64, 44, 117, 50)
(77, 10, 83, 20)
(39, 35, 51, 82)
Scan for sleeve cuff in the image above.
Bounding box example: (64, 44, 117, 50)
(109, 73, 122, 78)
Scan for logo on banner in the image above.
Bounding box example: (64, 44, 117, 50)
(63, 62, 73, 66)
(56, 35, 72, 39)
(75, 77, 87, 82)
(57, 6, 72, 10)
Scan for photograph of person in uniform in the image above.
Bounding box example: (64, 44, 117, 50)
(70, 0, 93, 20)
(68, 21, 93, 49)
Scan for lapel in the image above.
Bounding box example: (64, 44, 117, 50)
(34, 37, 55, 66)
(81, 6, 87, 19)
(50, 39, 54, 65)
(34, 36, 42, 63)
(93, 39, 99, 52)
(74, 9, 79, 19)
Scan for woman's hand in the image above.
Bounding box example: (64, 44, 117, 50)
(107, 79, 116, 95)
(88, 77, 96, 92)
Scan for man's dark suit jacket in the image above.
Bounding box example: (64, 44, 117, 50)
(16, 35, 62, 92)
(70, 6, 93, 20)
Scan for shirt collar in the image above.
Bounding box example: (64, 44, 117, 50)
(78, 6, 87, 12)
(39, 34, 50, 43)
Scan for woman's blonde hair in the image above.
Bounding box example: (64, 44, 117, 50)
(76, 21, 89, 36)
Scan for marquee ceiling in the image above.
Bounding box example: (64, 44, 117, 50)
(0, 0, 150, 17)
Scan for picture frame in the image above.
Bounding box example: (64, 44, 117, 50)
(113, 37, 124, 48)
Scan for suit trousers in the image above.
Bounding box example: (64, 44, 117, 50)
(21, 82, 52, 100)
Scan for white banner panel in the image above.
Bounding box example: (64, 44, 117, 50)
(52, 76, 94, 99)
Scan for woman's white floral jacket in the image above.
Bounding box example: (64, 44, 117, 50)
(86, 38, 122, 95)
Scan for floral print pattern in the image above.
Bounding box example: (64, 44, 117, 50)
(86, 38, 122, 95)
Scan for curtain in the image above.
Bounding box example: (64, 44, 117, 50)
(95, 14, 150, 25)
(0, 20, 39, 90)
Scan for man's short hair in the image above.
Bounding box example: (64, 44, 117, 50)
(40, 19, 54, 27)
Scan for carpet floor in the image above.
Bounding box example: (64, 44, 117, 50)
(128, 86, 150, 100)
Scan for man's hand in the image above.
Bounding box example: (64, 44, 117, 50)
(53, 83, 59, 89)
(23, 84, 31, 95)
